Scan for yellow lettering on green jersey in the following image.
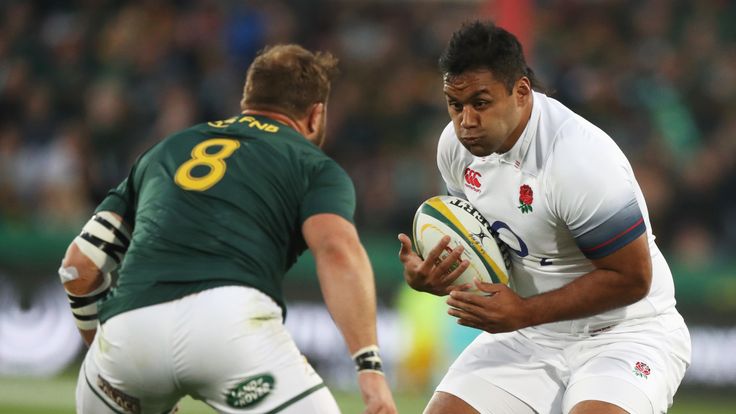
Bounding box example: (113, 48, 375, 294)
(207, 117, 239, 128)
(239, 116, 279, 133)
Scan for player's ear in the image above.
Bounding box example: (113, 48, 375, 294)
(514, 77, 531, 105)
(307, 102, 325, 134)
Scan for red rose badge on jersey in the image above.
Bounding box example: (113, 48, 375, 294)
(518, 184, 533, 213)
(633, 361, 651, 379)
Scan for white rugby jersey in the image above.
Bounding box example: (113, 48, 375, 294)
(437, 91, 678, 334)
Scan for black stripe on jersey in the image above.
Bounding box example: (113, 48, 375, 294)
(580, 218, 646, 259)
(576, 199, 646, 259)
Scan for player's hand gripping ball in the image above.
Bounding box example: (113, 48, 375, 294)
(412, 195, 509, 294)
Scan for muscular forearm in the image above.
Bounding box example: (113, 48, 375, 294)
(315, 244, 379, 354)
(524, 267, 650, 327)
(313, 238, 395, 413)
(447, 235, 653, 333)
(61, 243, 106, 345)
(60, 211, 129, 346)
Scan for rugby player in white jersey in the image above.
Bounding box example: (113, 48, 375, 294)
(398, 21, 690, 414)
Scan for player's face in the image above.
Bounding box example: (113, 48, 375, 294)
(444, 69, 531, 157)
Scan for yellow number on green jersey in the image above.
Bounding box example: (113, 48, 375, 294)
(174, 138, 240, 191)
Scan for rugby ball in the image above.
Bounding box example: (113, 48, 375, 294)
(412, 195, 509, 293)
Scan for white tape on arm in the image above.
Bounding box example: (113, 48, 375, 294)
(352, 345, 384, 375)
(73, 212, 131, 274)
(63, 271, 112, 331)
(58, 266, 80, 283)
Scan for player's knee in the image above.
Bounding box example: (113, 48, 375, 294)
(569, 400, 630, 414)
(432, 380, 536, 414)
(564, 374, 654, 414)
(424, 392, 480, 414)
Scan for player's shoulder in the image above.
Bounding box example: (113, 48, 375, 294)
(540, 95, 617, 153)
(538, 96, 631, 190)
(537, 95, 624, 168)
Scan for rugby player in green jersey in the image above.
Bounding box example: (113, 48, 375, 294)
(59, 44, 397, 414)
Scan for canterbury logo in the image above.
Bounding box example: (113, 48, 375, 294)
(464, 168, 482, 189)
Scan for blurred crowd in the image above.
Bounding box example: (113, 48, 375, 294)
(1, 0, 735, 266)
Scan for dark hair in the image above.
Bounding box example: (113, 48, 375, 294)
(439, 21, 542, 94)
(241, 44, 339, 119)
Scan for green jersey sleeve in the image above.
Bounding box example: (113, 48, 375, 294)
(95, 176, 136, 227)
(300, 159, 356, 225)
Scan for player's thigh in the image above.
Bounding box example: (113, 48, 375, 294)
(184, 286, 332, 413)
(76, 346, 179, 414)
(425, 386, 536, 414)
(564, 375, 650, 414)
(425, 391, 480, 414)
(199, 361, 332, 414)
(563, 319, 690, 414)
(90, 302, 184, 410)
(436, 331, 563, 413)
(76, 357, 122, 414)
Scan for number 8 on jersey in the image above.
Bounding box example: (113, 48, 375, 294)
(175, 138, 241, 191)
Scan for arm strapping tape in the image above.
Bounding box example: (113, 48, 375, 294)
(61, 212, 128, 331)
(62, 271, 112, 331)
(352, 345, 384, 375)
(73, 212, 131, 274)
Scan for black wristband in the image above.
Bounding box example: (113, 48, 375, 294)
(352, 345, 384, 374)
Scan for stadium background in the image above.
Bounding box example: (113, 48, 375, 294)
(1, 0, 735, 412)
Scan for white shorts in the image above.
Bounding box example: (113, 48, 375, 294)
(76, 285, 340, 414)
(436, 312, 691, 414)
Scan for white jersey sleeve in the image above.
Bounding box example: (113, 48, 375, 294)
(545, 117, 646, 259)
(437, 122, 470, 198)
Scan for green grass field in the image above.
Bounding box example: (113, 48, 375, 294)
(1, 374, 734, 413)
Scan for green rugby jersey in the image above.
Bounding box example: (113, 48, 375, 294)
(94, 114, 355, 323)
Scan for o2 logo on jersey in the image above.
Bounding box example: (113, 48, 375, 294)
(464, 168, 482, 192)
(490, 220, 529, 258)
(492, 221, 555, 266)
